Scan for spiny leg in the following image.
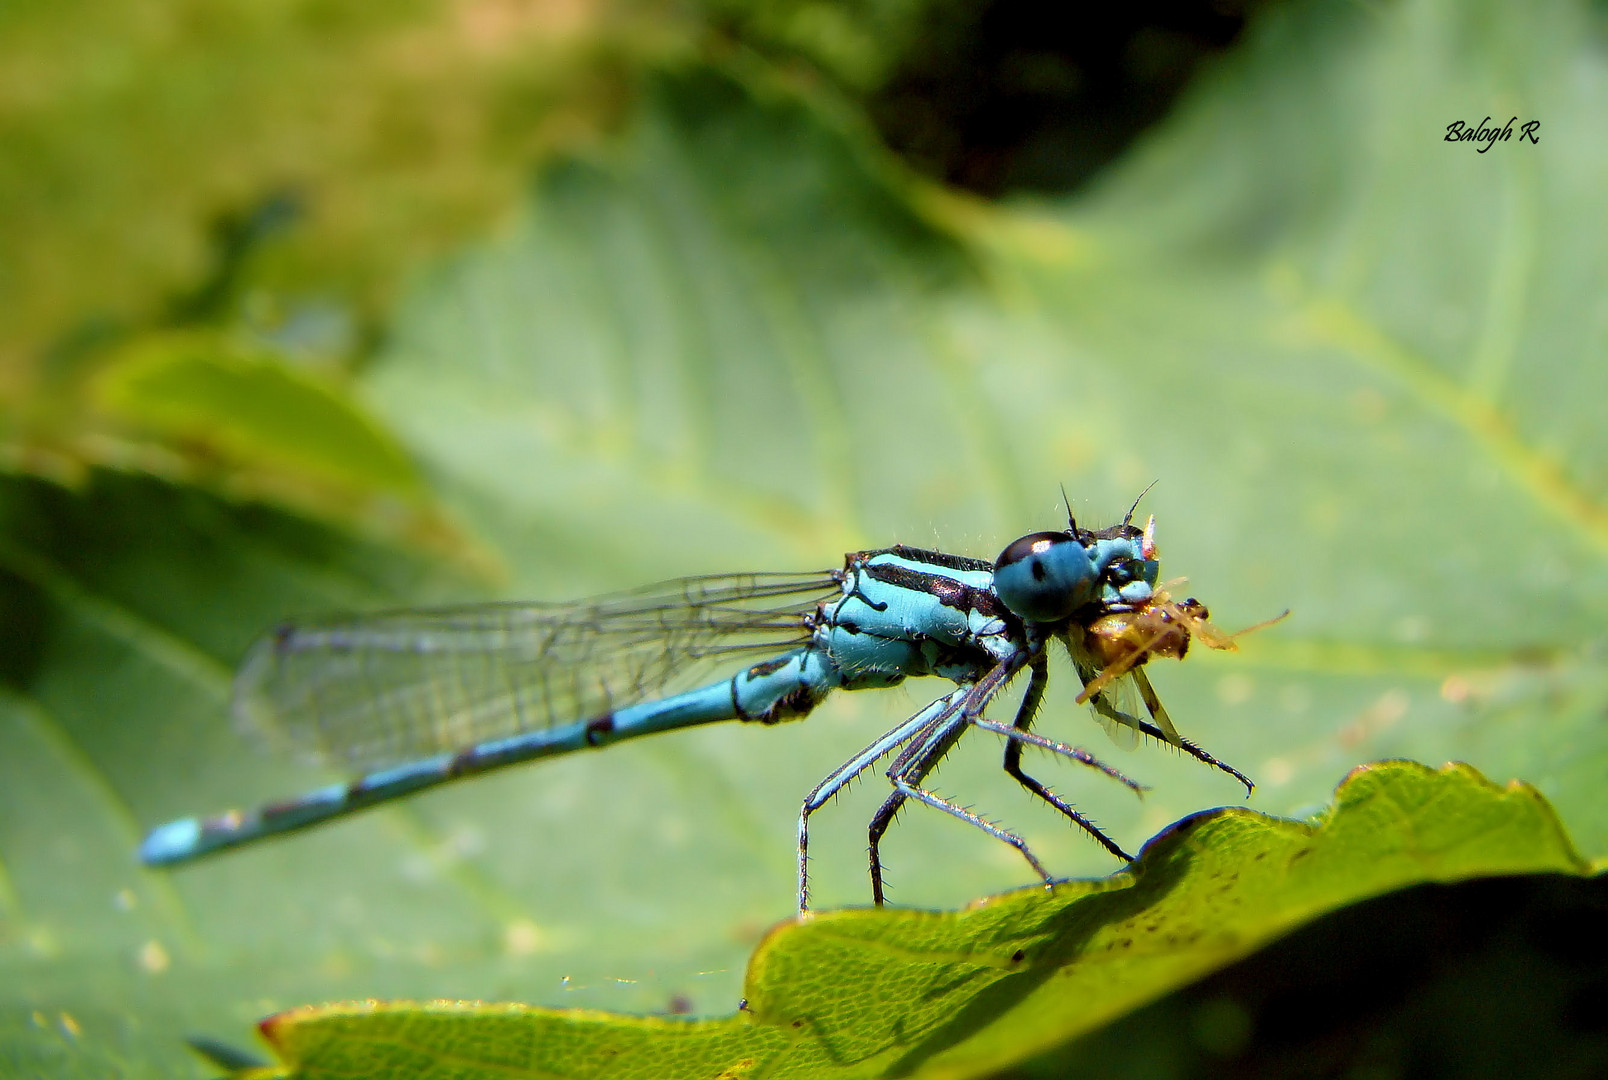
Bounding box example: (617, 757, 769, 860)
(866, 787, 906, 905)
(796, 688, 966, 912)
(969, 719, 1147, 793)
(999, 658, 1136, 862)
(866, 708, 968, 905)
(1127, 668, 1255, 795)
(1067, 640, 1256, 797)
(862, 694, 981, 902)
(893, 779, 1052, 888)
(867, 655, 1031, 904)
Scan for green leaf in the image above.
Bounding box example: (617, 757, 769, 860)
(83, 331, 482, 557)
(4, 0, 1607, 1075)
(94, 332, 424, 499)
(0, 471, 475, 1080)
(249, 762, 1590, 1079)
(0, 0, 643, 381)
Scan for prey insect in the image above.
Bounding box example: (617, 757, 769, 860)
(140, 495, 1278, 911)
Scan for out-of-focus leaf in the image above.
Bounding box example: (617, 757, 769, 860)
(0, 471, 478, 1080)
(0, 0, 635, 380)
(248, 762, 1591, 1080)
(95, 333, 422, 495)
(83, 332, 476, 557)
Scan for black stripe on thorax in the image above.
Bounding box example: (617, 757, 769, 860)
(881, 545, 994, 573)
(862, 562, 1009, 620)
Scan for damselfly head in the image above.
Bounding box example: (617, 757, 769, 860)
(993, 530, 1098, 624)
(995, 512, 1162, 626)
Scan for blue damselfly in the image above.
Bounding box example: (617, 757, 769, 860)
(141, 498, 1277, 910)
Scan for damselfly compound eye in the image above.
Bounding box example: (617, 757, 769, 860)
(993, 531, 1097, 624)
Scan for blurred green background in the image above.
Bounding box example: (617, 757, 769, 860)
(3, 0, 1606, 1075)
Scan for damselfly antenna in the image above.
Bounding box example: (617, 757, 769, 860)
(1059, 483, 1078, 534)
(1123, 480, 1160, 528)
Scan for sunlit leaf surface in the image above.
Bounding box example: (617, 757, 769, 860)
(251, 762, 1590, 1079)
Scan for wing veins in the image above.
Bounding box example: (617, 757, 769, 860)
(235, 571, 839, 771)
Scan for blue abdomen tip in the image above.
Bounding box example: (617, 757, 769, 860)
(140, 818, 202, 866)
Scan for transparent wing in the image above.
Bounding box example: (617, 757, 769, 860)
(1060, 634, 1155, 749)
(234, 571, 839, 773)
(1092, 679, 1145, 750)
